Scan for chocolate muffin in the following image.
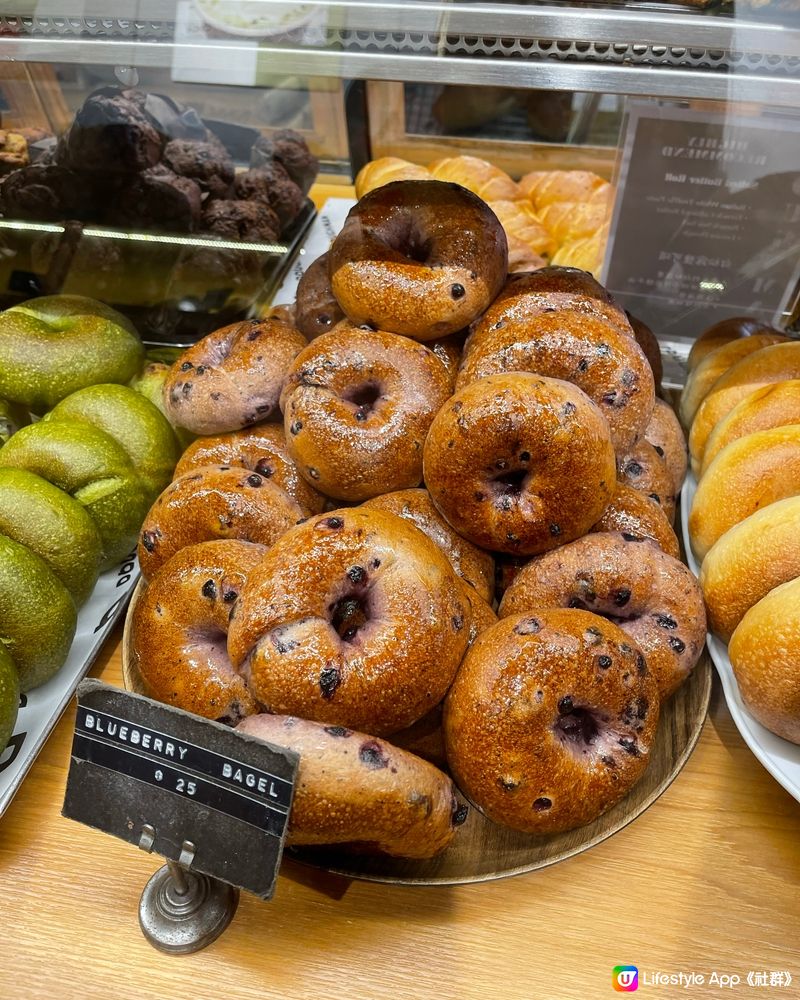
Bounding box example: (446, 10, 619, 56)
(60, 89, 164, 174)
(234, 162, 305, 230)
(202, 199, 281, 243)
(0, 164, 89, 221)
(163, 138, 234, 199)
(251, 128, 319, 195)
(106, 165, 202, 232)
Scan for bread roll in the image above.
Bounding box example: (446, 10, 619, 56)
(519, 169, 608, 209)
(687, 316, 783, 372)
(689, 424, 800, 561)
(701, 380, 800, 475)
(488, 199, 554, 259)
(679, 333, 787, 431)
(538, 201, 608, 244)
(354, 156, 430, 199)
(550, 229, 606, 278)
(428, 155, 520, 201)
(729, 577, 800, 744)
(688, 341, 800, 475)
(506, 236, 547, 274)
(700, 496, 800, 642)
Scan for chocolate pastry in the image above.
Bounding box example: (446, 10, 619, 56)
(251, 129, 319, 195)
(234, 162, 304, 230)
(0, 131, 29, 175)
(202, 199, 281, 243)
(106, 165, 202, 232)
(0, 164, 89, 221)
(163, 138, 234, 199)
(60, 89, 165, 174)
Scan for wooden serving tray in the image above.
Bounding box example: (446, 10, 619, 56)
(122, 578, 711, 886)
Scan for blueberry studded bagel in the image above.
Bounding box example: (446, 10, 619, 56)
(237, 714, 466, 858)
(226, 507, 472, 735)
(423, 372, 616, 555)
(130, 540, 265, 722)
(329, 180, 508, 340)
(499, 532, 706, 699)
(443, 609, 659, 834)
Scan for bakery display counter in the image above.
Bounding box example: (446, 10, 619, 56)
(2, 627, 799, 1000)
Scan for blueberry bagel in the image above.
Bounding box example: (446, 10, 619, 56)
(237, 714, 466, 859)
(130, 540, 265, 722)
(329, 180, 507, 340)
(227, 507, 472, 735)
(443, 609, 659, 834)
(499, 532, 706, 699)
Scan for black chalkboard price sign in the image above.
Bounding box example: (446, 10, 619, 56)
(62, 680, 299, 952)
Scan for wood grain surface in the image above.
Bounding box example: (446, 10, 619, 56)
(1, 629, 798, 1000)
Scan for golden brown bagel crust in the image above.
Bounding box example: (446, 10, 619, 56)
(294, 251, 345, 340)
(591, 483, 680, 559)
(163, 317, 307, 434)
(443, 609, 659, 834)
(489, 267, 632, 335)
(130, 540, 265, 722)
(701, 380, 800, 475)
(700, 496, 800, 642)
(644, 398, 688, 497)
(227, 508, 471, 735)
(626, 312, 663, 391)
(689, 424, 800, 561)
(617, 438, 675, 522)
(329, 180, 508, 340)
(498, 532, 706, 699)
(729, 578, 800, 744)
(138, 466, 303, 580)
(459, 306, 654, 454)
(281, 324, 452, 501)
(688, 341, 800, 474)
(362, 488, 495, 604)
(173, 424, 325, 515)
(427, 334, 463, 389)
(679, 333, 787, 431)
(423, 373, 616, 555)
(236, 714, 463, 858)
(687, 316, 783, 371)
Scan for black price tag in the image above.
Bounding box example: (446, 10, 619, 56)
(63, 680, 299, 899)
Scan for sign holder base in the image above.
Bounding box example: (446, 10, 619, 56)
(139, 860, 239, 955)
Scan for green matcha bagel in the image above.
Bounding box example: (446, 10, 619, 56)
(0, 645, 19, 754)
(0, 420, 149, 569)
(0, 295, 144, 413)
(45, 384, 181, 502)
(0, 468, 102, 606)
(0, 534, 77, 691)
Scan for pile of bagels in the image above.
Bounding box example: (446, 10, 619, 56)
(684, 319, 800, 745)
(129, 179, 706, 861)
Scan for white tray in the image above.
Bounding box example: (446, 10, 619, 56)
(0, 553, 140, 817)
(681, 475, 800, 802)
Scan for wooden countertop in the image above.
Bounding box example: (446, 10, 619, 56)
(1, 629, 798, 1000)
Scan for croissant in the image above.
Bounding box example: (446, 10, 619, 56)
(429, 155, 520, 202)
(489, 199, 554, 259)
(519, 170, 608, 210)
(355, 157, 431, 199)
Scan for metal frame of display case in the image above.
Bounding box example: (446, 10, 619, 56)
(1, 1, 799, 106)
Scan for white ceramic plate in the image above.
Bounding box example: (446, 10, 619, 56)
(0, 553, 140, 817)
(681, 474, 800, 802)
(194, 0, 319, 38)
